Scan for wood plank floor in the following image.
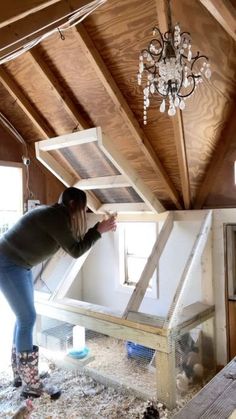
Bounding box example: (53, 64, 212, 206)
(174, 358, 236, 419)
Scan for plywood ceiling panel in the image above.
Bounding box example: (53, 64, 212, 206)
(0, 0, 235, 209)
(171, 0, 236, 201)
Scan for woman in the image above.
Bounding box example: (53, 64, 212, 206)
(0, 187, 116, 399)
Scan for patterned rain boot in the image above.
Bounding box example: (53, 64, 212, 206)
(11, 345, 22, 387)
(17, 345, 61, 400)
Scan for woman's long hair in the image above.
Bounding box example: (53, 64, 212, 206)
(59, 187, 87, 239)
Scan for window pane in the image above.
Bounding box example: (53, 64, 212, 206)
(0, 165, 23, 235)
(126, 255, 147, 284)
(125, 223, 156, 256)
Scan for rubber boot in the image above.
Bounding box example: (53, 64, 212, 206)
(11, 345, 22, 387)
(17, 345, 61, 400)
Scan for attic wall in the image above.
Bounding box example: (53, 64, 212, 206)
(0, 127, 64, 205)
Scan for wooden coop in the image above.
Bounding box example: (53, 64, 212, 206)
(33, 128, 216, 408)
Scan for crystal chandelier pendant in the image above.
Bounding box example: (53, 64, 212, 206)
(137, 22, 211, 120)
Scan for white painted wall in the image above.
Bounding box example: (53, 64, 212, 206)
(78, 219, 203, 319)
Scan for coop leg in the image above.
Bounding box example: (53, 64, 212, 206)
(156, 346, 176, 409)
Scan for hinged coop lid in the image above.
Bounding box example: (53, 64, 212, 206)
(35, 127, 164, 214)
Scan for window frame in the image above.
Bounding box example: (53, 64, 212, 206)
(0, 161, 25, 233)
(117, 222, 158, 299)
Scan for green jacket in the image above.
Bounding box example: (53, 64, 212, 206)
(0, 204, 101, 269)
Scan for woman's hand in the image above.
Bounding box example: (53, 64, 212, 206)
(97, 215, 117, 234)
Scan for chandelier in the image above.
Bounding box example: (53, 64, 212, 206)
(137, 22, 211, 121)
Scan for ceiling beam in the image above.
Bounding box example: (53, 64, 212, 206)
(0, 66, 101, 210)
(0, 0, 61, 28)
(194, 107, 236, 209)
(0, 66, 54, 138)
(155, 0, 191, 209)
(74, 24, 182, 210)
(0, 0, 99, 61)
(28, 47, 89, 130)
(199, 0, 236, 42)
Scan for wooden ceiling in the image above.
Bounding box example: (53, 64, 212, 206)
(0, 0, 235, 211)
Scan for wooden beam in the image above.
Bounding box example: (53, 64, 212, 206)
(194, 107, 236, 209)
(97, 202, 150, 213)
(172, 110, 191, 209)
(0, 0, 100, 59)
(75, 175, 130, 190)
(0, 0, 61, 28)
(74, 24, 182, 210)
(156, 0, 191, 209)
(0, 66, 54, 138)
(199, 0, 236, 42)
(37, 127, 99, 151)
(34, 296, 169, 350)
(165, 210, 212, 329)
(28, 47, 89, 130)
(99, 130, 165, 213)
(156, 346, 176, 409)
(123, 212, 174, 318)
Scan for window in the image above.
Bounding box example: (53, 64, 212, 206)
(0, 162, 23, 366)
(118, 222, 157, 295)
(0, 163, 23, 236)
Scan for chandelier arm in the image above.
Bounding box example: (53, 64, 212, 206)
(153, 82, 168, 99)
(144, 63, 157, 75)
(190, 52, 209, 71)
(148, 38, 163, 58)
(178, 75, 198, 98)
(180, 31, 191, 38)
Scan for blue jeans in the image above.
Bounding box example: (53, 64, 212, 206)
(0, 252, 36, 352)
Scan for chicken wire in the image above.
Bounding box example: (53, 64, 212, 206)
(36, 316, 215, 405)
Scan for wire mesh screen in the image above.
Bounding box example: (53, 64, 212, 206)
(37, 316, 157, 400)
(36, 314, 215, 406)
(174, 320, 215, 398)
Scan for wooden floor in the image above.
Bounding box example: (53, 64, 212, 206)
(174, 358, 236, 419)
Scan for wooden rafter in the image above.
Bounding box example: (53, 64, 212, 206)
(122, 212, 174, 318)
(0, 0, 61, 28)
(199, 0, 236, 42)
(0, 0, 100, 60)
(0, 66, 54, 138)
(155, 0, 191, 209)
(194, 107, 236, 209)
(74, 24, 182, 210)
(0, 66, 101, 210)
(28, 47, 89, 130)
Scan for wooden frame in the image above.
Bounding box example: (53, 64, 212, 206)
(224, 224, 236, 361)
(34, 209, 215, 408)
(35, 127, 165, 213)
(164, 210, 213, 329)
(123, 212, 174, 317)
(35, 292, 214, 409)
